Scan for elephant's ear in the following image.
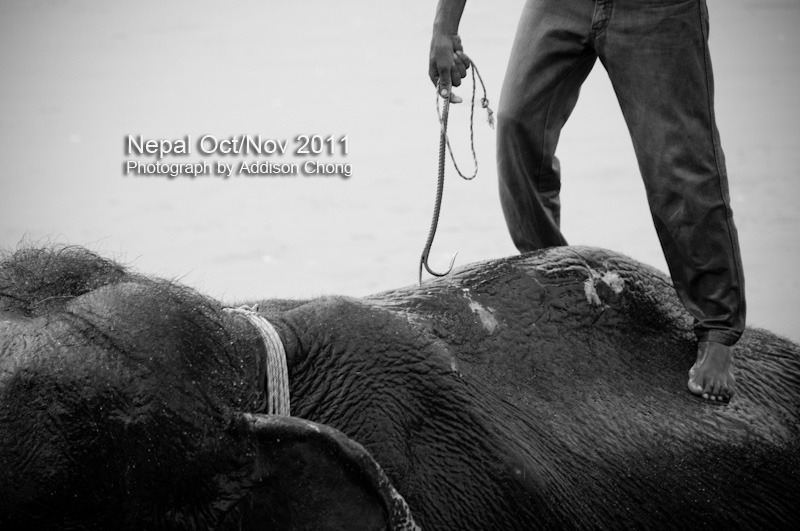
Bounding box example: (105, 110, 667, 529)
(220, 413, 420, 531)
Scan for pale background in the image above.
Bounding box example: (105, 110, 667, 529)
(1, 0, 798, 342)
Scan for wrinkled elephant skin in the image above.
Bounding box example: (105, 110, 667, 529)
(0, 245, 798, 530)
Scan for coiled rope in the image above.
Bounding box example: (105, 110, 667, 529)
(419, 58, 494, 284)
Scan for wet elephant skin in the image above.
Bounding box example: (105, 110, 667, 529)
(0, 245, 798, 529)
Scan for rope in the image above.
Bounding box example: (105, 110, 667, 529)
(436, 62, 494, 180)
(224, 305, 291, 416)
(419, 93, 453, 284)
(419, 60, 494, 284)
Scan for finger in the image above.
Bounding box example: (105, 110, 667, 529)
(456, 50, 472, 70)
(429, 61, 440, 86)
(456, 51, 472, 70)
(451, 66, 462, 87)
(449, 93, 463, 104)
(453, 55, 467, 80)
(438, 68, 452, 98)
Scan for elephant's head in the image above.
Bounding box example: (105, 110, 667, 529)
(0, 247, 417, 530)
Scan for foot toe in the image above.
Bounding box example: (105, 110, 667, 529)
(720, 387, 733, 402)
(709, 380, 723, 399)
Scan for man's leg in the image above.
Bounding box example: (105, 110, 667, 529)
(596, 0, 745, 400)
(497, 0, 597, 252)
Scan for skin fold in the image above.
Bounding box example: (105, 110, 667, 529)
(1, 245, 798, 529)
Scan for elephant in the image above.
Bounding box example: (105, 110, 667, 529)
(1, 244, 798, 530)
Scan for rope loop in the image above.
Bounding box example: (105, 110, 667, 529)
(434, 62, 494, 182)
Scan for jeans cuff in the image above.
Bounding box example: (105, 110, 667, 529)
(696, 329, 741, 347)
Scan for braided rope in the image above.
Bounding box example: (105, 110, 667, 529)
(419, 94, 454, 283)
(224, 305, 291, 416)
(420, 59, 494, 284)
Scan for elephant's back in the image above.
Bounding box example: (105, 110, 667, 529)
(371, 246, 800, 418)
(369, 246, 800, 527)
(374, 246, 692, 340)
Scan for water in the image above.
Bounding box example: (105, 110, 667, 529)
(1, 0, 798, 342)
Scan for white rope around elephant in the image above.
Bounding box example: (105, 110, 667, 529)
(224, 305, 291, 416)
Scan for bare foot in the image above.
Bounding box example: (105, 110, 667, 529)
(687, 341, 736, 402)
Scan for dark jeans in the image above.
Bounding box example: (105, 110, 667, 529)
(497, 0, 745, 345)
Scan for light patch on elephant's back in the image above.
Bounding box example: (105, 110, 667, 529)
(462, 289, 499, 334)
(601, 271, 624, 293)
(584, 269, 625, 306)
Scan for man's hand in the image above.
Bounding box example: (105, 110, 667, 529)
(429, 33, 471, 103)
